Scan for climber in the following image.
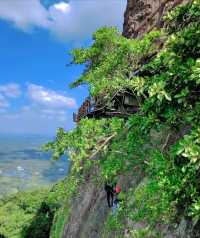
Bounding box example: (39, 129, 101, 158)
(104, 182, 115, 208)
(112, 184, 125, 215)
(112, 184, 121, 214)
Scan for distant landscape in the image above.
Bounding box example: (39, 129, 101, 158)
(0, 135, 69, 198)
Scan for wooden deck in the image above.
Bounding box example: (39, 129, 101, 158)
(73, 95, 139, 123)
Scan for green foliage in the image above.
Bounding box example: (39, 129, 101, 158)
(44, 118, 124, 174)
(0, 189, 51, 238)
(98, 114, 154, 179)
(50, 174, 80, 238)
(128, 152, 178, 224)
(0, 189, 48, 238)
(70, 27, 161, 103)
(165, 0, 200, 33)
(129, 226, 161, 238)
(103, 213, 124, 234)
(46, 0, 200, 235)
(101, 201, 127, 238)
(0, 174, 79, 238)
(175, 127, 200, 164)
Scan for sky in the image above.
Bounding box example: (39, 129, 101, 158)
(0, 0, 126, 136)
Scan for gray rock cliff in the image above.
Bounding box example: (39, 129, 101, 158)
(123, 0, 191, 39)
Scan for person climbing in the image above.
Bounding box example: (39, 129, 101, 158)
(112, 184, 121, 214)
(112, 184, 125, 215)
(104, 181, 115, 208)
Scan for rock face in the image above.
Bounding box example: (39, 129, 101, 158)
(61, 128, 198, 238)
(123, 0, 191, 39)
(62, 178, 108, 238)
(62, 171, 144, 238)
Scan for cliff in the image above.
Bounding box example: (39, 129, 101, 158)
(61, 168, 144, 238)
(61, 129, 198, 238)
(59, 1, 200, 237)
(123, 0, 191, 38)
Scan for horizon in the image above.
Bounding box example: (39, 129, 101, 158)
(0, 132, 56, 138)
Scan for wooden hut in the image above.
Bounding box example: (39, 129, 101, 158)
(73, 93, 139, 123)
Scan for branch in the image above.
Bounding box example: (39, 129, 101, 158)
(88, 132, 117, 160)
(113, 150, 128, 155)
(88, 121, 136, 161)
(161, 132, 171, 152)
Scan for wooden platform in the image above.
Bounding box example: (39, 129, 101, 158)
(73, 94, 139, 123)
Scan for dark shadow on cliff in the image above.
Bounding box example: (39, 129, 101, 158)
(21, 202, 56, 238)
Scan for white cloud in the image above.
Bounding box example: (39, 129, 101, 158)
(54, 2, 70, 13)
(21, 105, 68, 121)
(0, 0, 50, 31)
(0, 83, 77, 134)
(0, 94, 9, 108)
(0, 0, 126, 41)
(0, 109, 73, 135)
(27, 84, 77, 109)
(0, 83, 21, 111)
(0, 83, 21, 98)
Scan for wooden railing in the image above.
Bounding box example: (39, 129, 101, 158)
(73, 97, 92, 122)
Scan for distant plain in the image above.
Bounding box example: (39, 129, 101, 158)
(0, 135, 69, 198)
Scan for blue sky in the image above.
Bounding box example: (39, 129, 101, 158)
(0, 0, 126, 135)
